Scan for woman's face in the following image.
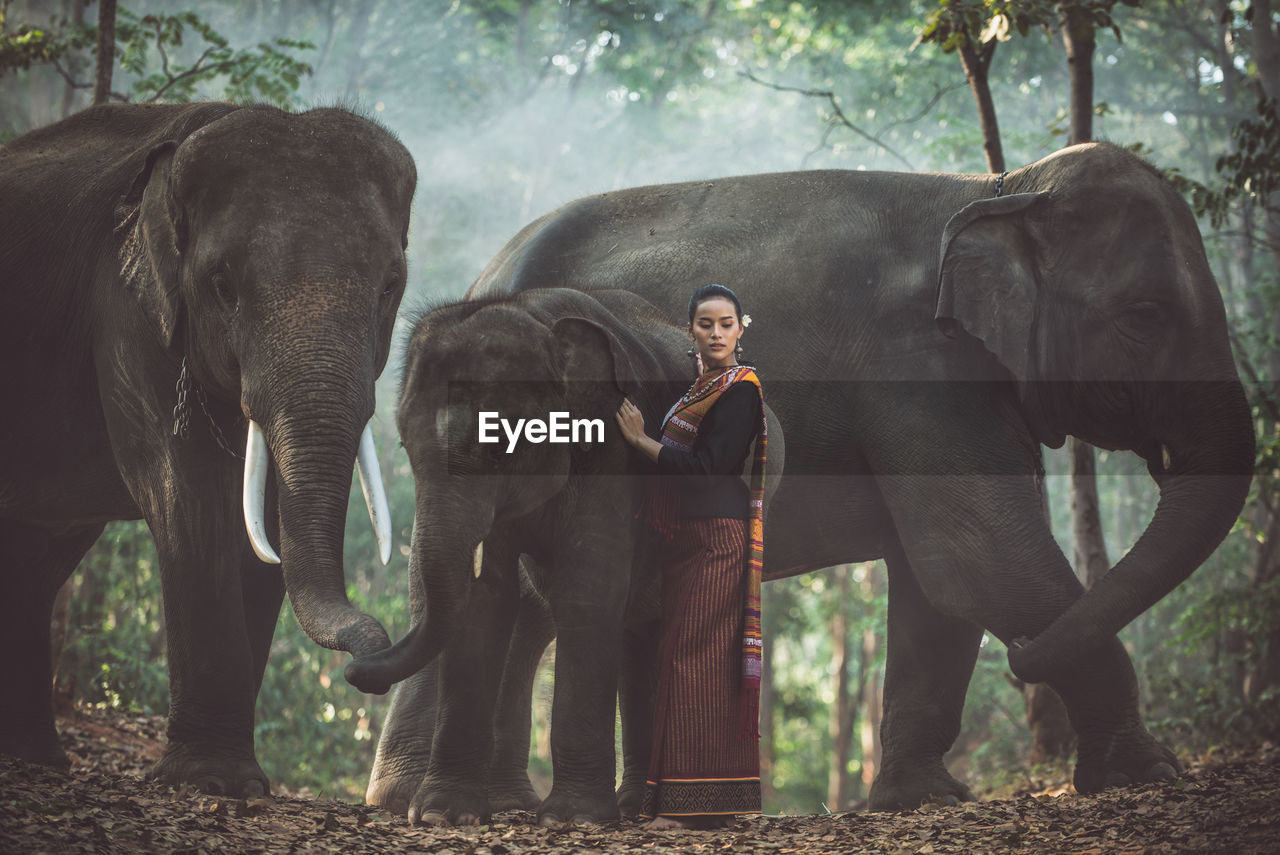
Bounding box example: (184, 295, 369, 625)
(688, 296, 743, 371)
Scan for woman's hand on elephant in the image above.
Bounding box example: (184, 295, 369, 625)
(615, 399, 647, 447)
(615, 399, 663, 463)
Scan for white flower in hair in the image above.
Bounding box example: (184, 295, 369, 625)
(741, 314, 753, 328)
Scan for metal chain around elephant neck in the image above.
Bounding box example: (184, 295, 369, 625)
(172, 356, 244, 460)
(995, 170, 1009, 197)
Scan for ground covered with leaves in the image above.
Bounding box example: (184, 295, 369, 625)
(2, 706, 1278, 854)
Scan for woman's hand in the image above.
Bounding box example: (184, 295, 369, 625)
(615, 398, 663, 463)
(615, 398, 647, 447)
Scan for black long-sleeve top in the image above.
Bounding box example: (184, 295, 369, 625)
(655, 382, 762, 520)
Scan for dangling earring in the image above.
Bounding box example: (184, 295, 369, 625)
(687, 347, 696, 357)
(735, 342, 743, 357)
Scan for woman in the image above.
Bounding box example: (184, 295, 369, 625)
(615, 283, 767, 829)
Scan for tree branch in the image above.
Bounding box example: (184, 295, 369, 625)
(739, 69, 916, 170)
(145, 50, 232, 102)
(880, 81, 966, 132)
(50, 55, 92, 90)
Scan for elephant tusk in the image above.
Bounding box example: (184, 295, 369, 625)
(357, 422, 393, 566)
(243, 420, 282, 565)
(1161, 444, 1172, 472)
(473, 541, 484, 579)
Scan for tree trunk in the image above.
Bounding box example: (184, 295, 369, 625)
(1061, 1, 1097, 146)
(92, 0, 116, 105)
(827, 568, 855, 811)
(858, 563, 883, 794)
(953, 20, 1004, 173)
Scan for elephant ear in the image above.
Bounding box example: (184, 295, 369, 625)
(550, 316, 639, 436)
(935, 192, 1048, 384)
(118, 142, 186, 349)
(116, 104, 240, 351)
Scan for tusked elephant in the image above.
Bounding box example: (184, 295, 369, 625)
(349, 142, 1255, 817)
(348, 288, 781, 824)
(0, 102, 415, 796)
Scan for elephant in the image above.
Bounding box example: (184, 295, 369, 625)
(0, 102, 415, 796)
(347, 287, 781, 824)
(349, 141, 1255, 817)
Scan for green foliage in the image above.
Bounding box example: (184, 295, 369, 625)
(0, 4, 311, 111)
(114, 10, 313, 105)
(0, 22, 64, 75)
(1170, 97, 1280, 229)
(61, 522, 167, 714)
(919, 0, 1057, 55)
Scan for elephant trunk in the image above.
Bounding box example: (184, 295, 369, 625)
(345, 499, 491, 695)
(249, 373, 392, 660)
(1008, 381, 1255, 683)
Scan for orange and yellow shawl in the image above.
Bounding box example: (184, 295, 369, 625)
(643, 365, 767, 739)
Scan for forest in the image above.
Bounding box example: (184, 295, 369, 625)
(2, 0, 1278, 822)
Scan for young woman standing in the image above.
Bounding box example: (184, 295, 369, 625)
(615, 283, 768, 829)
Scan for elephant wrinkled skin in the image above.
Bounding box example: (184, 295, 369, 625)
(0, 103, 415, 796)
(357, 142, 1254, 819)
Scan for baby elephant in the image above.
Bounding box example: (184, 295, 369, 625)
(349, 288, 781, 825)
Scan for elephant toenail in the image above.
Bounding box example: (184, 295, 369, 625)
(539, 814, 566, 828)
(1147, 762, 1177, 782)
(243, 780, 266, 799)
(941, 795, 960, 806)
(409, 807, 445, 826)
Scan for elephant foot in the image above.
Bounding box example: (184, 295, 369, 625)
(867, 763, 976, 812)
(365, 767, 427, 815)
(407, 781, 490, 827)
(1073, 726, 1180, 795)
(616, 778, 646, 818)
(150, 743, 270, 798)
(488, 772, 541, 812)
(537, 784, 621, 826)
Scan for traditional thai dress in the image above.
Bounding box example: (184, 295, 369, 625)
(639, 364, 768, 821)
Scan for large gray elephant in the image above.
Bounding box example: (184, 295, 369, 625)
(0, 103, 414, 796)
(349, 287, 781, 824)
(350, 142, 1254, 817)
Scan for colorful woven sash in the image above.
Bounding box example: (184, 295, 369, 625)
(644, 365, 767, 739)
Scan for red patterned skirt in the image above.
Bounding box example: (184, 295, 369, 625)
(639, 517, 762, 820)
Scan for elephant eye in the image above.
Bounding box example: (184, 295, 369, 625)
(1117, 301, 1163, 341)
(1125, 301, 1163, 324)
(210, 272, 236, 310)
(382, 272, 401, 298)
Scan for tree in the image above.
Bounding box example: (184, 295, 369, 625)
(93, 0, 114, 104)
(920, 1, 1058, 172)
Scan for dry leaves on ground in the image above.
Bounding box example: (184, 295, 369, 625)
(2, 705, 1278, 854)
